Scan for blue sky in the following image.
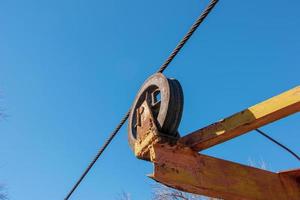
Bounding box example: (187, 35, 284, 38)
(0, 0, 299, 199)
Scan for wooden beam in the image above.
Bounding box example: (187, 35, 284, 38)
(178, 86, 300, 151)
(149, 144, 300, 200)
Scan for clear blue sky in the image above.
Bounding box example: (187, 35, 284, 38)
(0, 0, 299, 199)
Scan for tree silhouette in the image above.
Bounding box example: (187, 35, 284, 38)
(0, 185, 7, 200)
(152, 184, 219, 200)
(116, 184, 220, 200)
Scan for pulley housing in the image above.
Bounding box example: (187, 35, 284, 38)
(128, 73, 184, 159)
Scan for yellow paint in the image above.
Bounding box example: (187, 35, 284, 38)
(179, 86, 300, 151)
(249, 86, 300, 118)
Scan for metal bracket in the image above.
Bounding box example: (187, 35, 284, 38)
(133, 100, 178, 161)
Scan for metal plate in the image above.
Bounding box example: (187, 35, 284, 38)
(128, 73, 183, 149)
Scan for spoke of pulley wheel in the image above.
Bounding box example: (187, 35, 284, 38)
(64, 1, 219, 199)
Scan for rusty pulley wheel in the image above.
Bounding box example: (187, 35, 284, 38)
(128, 73, 184, 149)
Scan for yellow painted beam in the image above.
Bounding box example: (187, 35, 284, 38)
(178, 86, 300, 151)
(149, 144, 300, 200)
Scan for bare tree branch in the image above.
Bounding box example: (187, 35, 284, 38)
(0, 185, 7, 200)
(116, 191, 131, 200)
(116, 184, 222, 200)
(0, 93, 7, 121)
(152, 184, 204, 200)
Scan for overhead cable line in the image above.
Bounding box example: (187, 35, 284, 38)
(255, 129, 300, 162)
(157, 0, 219, 73)
(64, 1, 219, 199)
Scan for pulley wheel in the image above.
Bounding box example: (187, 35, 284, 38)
(128, 73, 184, 149)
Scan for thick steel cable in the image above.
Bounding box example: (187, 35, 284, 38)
(256, 129, 300, 162)
(158, 0, 219, 73)
(64, 111, 130, 200)
(64, 1, 219, 199)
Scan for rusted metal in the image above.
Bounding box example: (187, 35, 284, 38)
(130, 85, 300, 199)
(149, 144, 300, 200)
(64, 0, 219, 198)
(133, 100, 178, 160)
(128, 73, 183, 151)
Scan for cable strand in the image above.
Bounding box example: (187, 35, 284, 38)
(64, 111, 130, 200)
(255, 129, 300, 162)
(157, 0, 219, 73)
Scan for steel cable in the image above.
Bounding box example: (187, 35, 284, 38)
(255, 129, 300, 162)
(64, 1, 219, 199)
(64, 111, 130, 200)
(158, 0, 219, 73)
